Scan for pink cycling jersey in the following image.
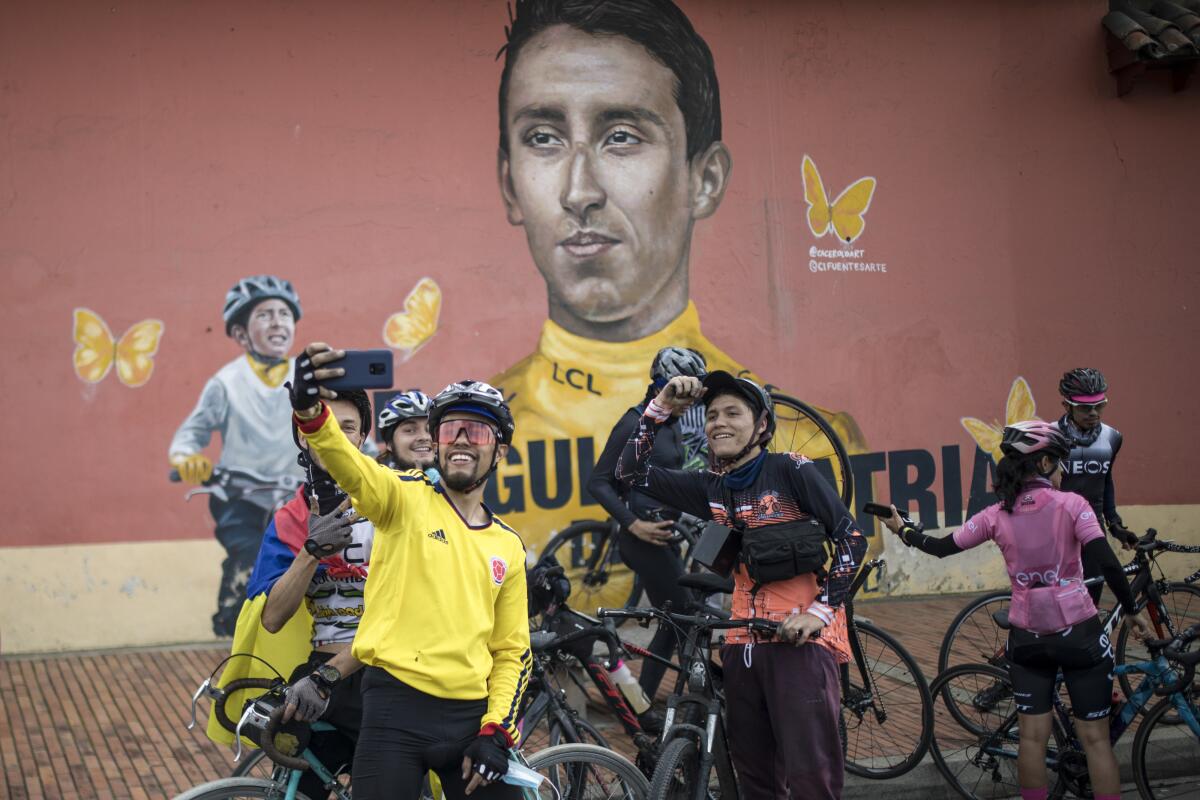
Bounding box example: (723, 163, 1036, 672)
(953, 479, 1105, 634)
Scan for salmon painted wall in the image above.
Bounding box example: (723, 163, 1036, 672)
(1, 0, 1197, 652)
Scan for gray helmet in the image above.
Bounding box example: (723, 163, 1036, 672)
(223, 275, 302, 335)
(429, 380, 514, 445)
(651, 347, 707, 384)
(378, 390, 432, 436)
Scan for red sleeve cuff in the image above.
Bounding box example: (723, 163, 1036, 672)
(293, 404, 330, 435)
(480, 722, 514, 747)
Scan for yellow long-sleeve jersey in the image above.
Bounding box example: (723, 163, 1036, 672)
(298, 406, 532, 744)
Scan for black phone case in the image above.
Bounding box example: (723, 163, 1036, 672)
(861, 502, 893, 518)
(323, 349, 395, 391)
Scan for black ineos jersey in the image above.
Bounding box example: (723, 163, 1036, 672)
(1057, 419, 1123, 526)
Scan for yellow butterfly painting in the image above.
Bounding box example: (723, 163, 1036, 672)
(961, 377, 1039, 463)
(382, 277, 441, 361)
(802, 154, 877, 244)
(72, 308, 164, 388)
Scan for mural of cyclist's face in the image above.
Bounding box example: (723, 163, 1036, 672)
(302, 398, 365, 471)
(388, 418, 434, 471)
(233, 298, 295, 360)
(498, 25, 729, 338)
(704, 393, 765, 461)
(436, 411, 509, 493)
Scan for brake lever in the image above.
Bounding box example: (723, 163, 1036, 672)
(187, 678, 212, 730)
(235, 705, 259, 762)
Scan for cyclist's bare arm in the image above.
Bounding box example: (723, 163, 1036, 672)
(261, 548, 321, 633)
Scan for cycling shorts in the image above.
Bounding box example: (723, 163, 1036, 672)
(1006, 614, 1114, 719)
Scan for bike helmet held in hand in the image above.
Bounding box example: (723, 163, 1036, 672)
(1000, 420, 1071, 459)
(429, 380, 514, 445)
(1058, 368, 1107, 401)
(223, 275, 303, 335)
(377, 390, 431, 438)
(651, 347, 708, 385)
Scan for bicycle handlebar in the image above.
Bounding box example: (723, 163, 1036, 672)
(599, 606, 782, 638)
(539, 620, 623, 667)
(212, 678, 279, 734)
(261, 703, 312, 771)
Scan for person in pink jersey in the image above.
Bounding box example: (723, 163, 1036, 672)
(881, 420, 1150, 800)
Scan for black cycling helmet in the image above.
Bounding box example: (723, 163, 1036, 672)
(1058, 368, 1107, 400)
(223, 275, 302, 335)
(701, 371, 776, 444)
(428, 380, 514, 445)
(651, 347, 707, 385)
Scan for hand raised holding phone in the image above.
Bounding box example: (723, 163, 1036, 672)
(654, 375, 706, 413)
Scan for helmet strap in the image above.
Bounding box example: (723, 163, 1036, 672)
(710, 411, 769, 473)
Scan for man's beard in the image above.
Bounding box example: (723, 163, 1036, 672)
(440, 453, 484, 491)
(441, 466, 481, 492)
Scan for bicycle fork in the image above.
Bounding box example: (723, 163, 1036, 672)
(662, 694, 728, 800)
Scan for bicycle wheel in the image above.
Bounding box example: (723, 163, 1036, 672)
(526, 742, 651, 799)
(842, 620, 933, 779)
(543, 520, 644, 617)
(1117, 582, 1200, 713)
(1132, 694, 1200, 799)
(647, 737, 702, 800)
(173, 777, 314, 800)
(938, 590, 1012, 674)
(928, 663, 1067, 800)
(769, 392, 853, 507)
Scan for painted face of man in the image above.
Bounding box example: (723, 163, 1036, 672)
(234, 298, 295, 359)
(499, 25, 703, 326)
(388, 418, 434, 471)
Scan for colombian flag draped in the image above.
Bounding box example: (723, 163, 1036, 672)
(205, 489, 313, 747)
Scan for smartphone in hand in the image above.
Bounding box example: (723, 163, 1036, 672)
(322, 349, 395, 391)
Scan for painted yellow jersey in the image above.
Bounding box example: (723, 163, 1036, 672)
(488, 301, 868, 555)
(299, 407, 532, 743)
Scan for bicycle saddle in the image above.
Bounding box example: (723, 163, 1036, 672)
(992, 609, 1012, 630)
(678, 573, 735, 595)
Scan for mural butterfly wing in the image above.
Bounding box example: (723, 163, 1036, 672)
(73, 308, 116, 384)
(1005, 376, 1037, 424)
(829, 176, 877, 243)
(961, 416, 1004, 464)
(802, 155, 832, 238)
(115, 319, 164, 388)
(383, 277, 442, 360)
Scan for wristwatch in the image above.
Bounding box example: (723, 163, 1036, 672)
(310, 664, 341, 694)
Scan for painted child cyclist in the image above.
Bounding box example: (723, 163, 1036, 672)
(169, 275, 304, 636)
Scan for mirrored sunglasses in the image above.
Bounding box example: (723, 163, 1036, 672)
(436, 419, 498, 446)
(1065, 399, 1108, 412)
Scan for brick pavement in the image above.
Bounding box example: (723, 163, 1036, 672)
(0, 592, 970, 799)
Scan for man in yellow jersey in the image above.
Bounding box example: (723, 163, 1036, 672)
(488, 0, 866, 552)
(290, 343, 529, 800)
(169, 275, 305, 636)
